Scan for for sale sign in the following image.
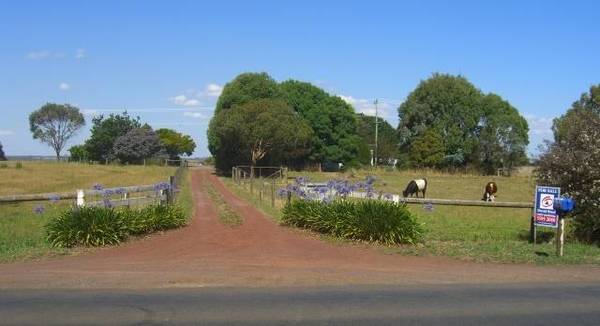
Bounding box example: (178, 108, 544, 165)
(533, 186, 560, 228)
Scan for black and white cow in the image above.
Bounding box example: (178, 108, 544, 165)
(403, 178, 427, 198)
(482, 182, 498, 202)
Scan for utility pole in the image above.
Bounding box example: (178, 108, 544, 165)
(374, 99, 379, 167)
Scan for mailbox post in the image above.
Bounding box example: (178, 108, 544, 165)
(554, 197, 575, 257)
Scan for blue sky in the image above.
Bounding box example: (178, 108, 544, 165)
(0, 1, 598, 157)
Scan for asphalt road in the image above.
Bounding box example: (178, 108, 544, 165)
(2, 283, 600, 325)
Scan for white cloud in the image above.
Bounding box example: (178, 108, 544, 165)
(59, 82, 71, 91)
(183, 111, 205, 119)
(0, 129, 15, 136)
(169, 95, 200, 107)
(75, 48, 86, 59)
(204, 83, 223, 97)
(339, 94, 398, 121)
(26, 50, 52, 60)
(524, 114, 555, 137)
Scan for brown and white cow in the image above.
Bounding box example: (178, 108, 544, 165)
(482, 182, 498, 202)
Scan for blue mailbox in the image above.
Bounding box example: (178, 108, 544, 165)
(554, 197, 575, 215)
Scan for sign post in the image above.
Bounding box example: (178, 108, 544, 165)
(532, 186, 560, 245)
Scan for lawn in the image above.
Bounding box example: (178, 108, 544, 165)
(223, 168, 600, 265)
(0, 161, 178, 262)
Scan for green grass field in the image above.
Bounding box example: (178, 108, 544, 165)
(224, 168, 600, 265)
(0, 162, 179, 262)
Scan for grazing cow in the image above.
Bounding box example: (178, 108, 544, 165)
(403, 178, 427, 198)
(482, 182, 498, 202)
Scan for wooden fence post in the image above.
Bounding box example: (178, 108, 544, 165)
(76, 190, 85, 207)
(167, 176, 175, 204)
(271, 179, 275, 207)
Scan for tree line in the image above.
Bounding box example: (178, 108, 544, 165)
(208, 72, 530, 174)
(25, 103, 195, 164)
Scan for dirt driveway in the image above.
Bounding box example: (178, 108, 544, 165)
(0, 168, 599, 289)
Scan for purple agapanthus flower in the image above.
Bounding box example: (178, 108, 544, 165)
(423, 202, 434, 212)
(115, 188, 126, 195)
(48, 194, 60, 203)
(154, 182, 171, 191)
(92, 183, 104, 191)
(365, 175, 376, 185)
(33, 204, 45, 215)
(102, 189, 114, 197)
(277, 188, 289, 197)
(103, 198, 114, 208)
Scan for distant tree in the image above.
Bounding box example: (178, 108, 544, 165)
(398, 74, 483, 167)
(29, 103, 85, 159)
(156, 129, 196, 160)
(397, 73, 528, 172)
(553, 85, 600, 142)
(209, 99, 312, 172)
(0, 142, 6, 161)
(409, 128, 445, 168)
(356, 113, 398, 165)
(68, 145, 88, 162)
(113, 125, 161, 164)
(475, 94, 529, 174)
(537, 108, 600, 243)
(279, 80, 361, 166)
(85, 112, 141, 162)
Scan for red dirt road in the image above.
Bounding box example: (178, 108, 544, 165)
(1, 168, 599, 289)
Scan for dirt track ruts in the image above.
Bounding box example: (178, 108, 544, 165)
(0, 168, 599, 289)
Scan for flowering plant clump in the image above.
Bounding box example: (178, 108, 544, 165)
(278, 175, 384, 203)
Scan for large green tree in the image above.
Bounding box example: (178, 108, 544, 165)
(398, 74, 483, 167)
(29, 103, 85, 159)
(85, 112, 141, 162)
(355, 113, 398, 165)
(475, 94, 529, 174)
(279, 80, 361, 166)
(398, 74, 528, 172)
(156, 128, 196, 160)
(553, 85, 600, 142)
(209, 99, 312, 172)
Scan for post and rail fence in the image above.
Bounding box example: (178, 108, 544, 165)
(0, 165, 187, 209)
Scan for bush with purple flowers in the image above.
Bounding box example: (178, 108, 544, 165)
(282, 199, 423, 245)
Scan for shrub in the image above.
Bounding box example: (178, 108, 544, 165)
(15, 162, 23, 169)
(46, 204, 187, 248)
(537, 108, 600, 243)
(46, 206, 128, 247)
(123, 204, 186, 235)
(282, 199, 424, 245)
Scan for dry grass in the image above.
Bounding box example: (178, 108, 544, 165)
(0, 161, 176, 195)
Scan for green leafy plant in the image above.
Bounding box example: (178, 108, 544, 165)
(282, 199, 424, 245)
(15, 162, 23, 169)
(46, 206, 128, 247)
(46, 204, 187, 248)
